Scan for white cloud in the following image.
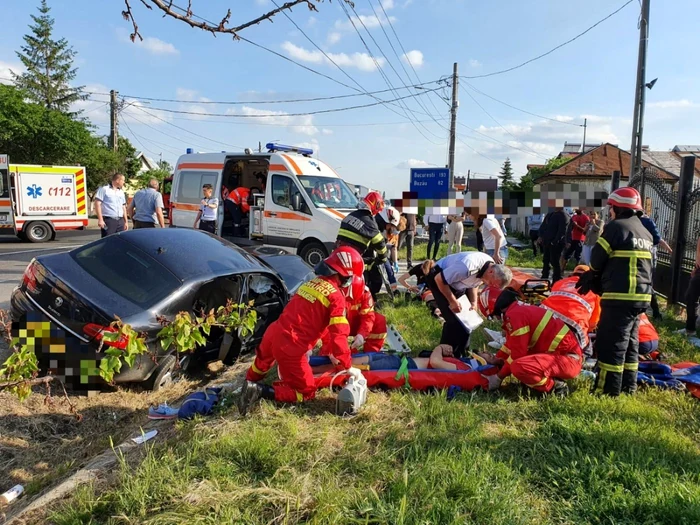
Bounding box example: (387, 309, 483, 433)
(380, 0, 395, 9)
(172, 88, 215, 120)
(648, 99, 699, 109)
(468, 59, 482, 68)
(255, 0, 268, 5)
(117, 28, 179, 56)
(327, 32, 342, 46)
(401, 50, 424, 68)
(0, 60, 24, 84)
(334, 13, 397, 32)
(322, 129, 334, 135)
(281, 41, 384, 72)
(307, 16, 317, 27)
(233, 106, 319, 136)
(396, 159, 431, 169)
(175, 88, 198, 100)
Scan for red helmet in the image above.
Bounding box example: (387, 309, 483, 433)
(478, 286, 502, 318)
(350, 275, 366, 302)
(316, 246, 365, 279)
(360, 191, 385, 216)
(608, 187, 643, 211)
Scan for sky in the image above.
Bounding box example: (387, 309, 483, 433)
(1, 0, 699, 197)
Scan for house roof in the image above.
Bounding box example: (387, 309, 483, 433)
(672, 145, 700, 153)
(136, 152, 159, 171)
(540, 143, 678, 183)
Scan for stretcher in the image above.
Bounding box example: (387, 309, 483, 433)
(507, 267, 550, 304)
(309, 354, 496, 392)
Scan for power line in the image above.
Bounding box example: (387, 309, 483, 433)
(461, 81, 583, 127)
(119, 80, 442, 105)
(457, 121, 549, 160)
(462, 0, 635, 80)
(118, 86, 443, 118)
(455, 136, 501, 166)
(460, 84, 546, 158)
(119, 115, 160, 158)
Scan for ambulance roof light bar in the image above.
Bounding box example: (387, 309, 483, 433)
(266, 143, 314, 156)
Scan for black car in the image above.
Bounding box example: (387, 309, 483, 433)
(10, 229, 315, 391)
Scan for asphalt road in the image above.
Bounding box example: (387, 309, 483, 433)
(0, 228, 101, 311)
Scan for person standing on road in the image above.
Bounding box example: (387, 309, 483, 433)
(539, 207, 569, 283)
(481, 215, 508, 264)
(447, 211, 465, 254)
(527, 214, 544, 256)
(576, 187, 653, 397)
(424, 214, 446, 260)
(401, 213, 416, 269)
(94, 173, 128, 238)
(560, 209, 590, 271)
(127, 178, 165, 229)
(582, 210, 604, 265)
(425, 251, 512, 357)
(194, 184, 219, 234)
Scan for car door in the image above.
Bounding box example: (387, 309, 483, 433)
(172, 169, 221, 231)
(240, 273, 286, 351)
(264, 174, 312, 250)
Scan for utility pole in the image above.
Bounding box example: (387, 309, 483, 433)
(629, 0, 650, 177)
(581, 118, 587, 153)
(109, 90, 119, 153)
(448, 62, 459, 189)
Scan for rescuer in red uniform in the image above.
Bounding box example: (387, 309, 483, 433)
(541, 264, 601, 349)
(478, 286, 584, 396)
(318, 275, 387, 354)
(238, 246, 366, 415)
(226, 186, 251, 236)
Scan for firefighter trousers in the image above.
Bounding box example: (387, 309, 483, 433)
(593, 305, 645, 396)
(511, 353, 582, 392)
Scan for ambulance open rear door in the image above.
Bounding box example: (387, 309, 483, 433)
(0, 154, 17, 237)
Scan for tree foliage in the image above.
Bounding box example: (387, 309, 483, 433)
(499, 158, 516, 190)
(0, 84, 140, 194)
(13, 0, 85, 113)
(525, 156, 572, 184)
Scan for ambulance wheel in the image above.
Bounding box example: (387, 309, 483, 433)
(24, 222, 53, 243)
(146, 355, 177, 392)
(299, 242, 327, 267)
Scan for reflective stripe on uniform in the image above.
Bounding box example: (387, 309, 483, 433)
(549, 290, 594, 313)
(338, 229, 370, 246)
(601, 292, 652, 302)
(526, 377, 548, 388)
(367, 333, 386, 339)
(596, 237, 612, 254)
(296, 391, 304, 403)
(548, 325, 569, 352)
(251, 362, 266, 375)
(530, 310, 553, 348)
(360, 307, 374, 314)
(501, 345, 511, 355)
(350, 304, 361, 311)
(624, 362, 639, 371)
(329, 316, 349, 325)
(610, 250, 652, 259)
(507, 356, 513, 364)
(511, 326, 530, 336)
(599, 362, 624, 373)
(297, 285, 331, 307)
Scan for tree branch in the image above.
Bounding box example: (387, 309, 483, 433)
(127, 0, 324, 40)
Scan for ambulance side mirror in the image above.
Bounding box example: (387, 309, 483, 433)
(291, 193, 302, 212)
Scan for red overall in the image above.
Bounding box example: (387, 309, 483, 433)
(541, 275, 601, 343)
(638, 313, 658, 343)
(227, 187, 251, 213)
(245, 276, 351, 403)
(495, 303, 583, 392)
(319, 286, 387, 353)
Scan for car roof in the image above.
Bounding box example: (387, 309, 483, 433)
(114, 229, 272, 282)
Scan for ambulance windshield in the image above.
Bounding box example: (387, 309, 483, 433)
(298, 176, 359, 210)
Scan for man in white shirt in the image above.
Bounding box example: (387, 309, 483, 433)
(480, 215, 508, 264)
(424, 251, 513, 357)
(424, 214, 446, 260)
(94, 173, 128, 238)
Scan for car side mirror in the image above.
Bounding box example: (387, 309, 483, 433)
(292, 193, 302, 212)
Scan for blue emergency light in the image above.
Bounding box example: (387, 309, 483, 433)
(266, 143, 314, 156)
(186, 148, 194, 154)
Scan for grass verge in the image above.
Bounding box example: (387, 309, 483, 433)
(48, 298, 700, 524)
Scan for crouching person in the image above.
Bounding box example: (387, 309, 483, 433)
(238, 247, 366, 415)
(638, 313, 660, 357)
(319, 275, 387, 354)
(478, 286, 584, 396)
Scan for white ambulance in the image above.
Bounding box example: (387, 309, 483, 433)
(0, 155, 89, 242)
(170, 143, 358, 266)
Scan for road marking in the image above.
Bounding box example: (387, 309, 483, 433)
(0, 245, 82, 256)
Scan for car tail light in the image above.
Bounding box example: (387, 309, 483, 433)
(83, 323, 129, 350)
(22, 260, 39, 293)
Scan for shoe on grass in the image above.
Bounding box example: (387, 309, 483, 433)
(551, 380, 570, 397)
(675, 329, 696, 337)
(148, 403, 179, 420)
(237, 381, 273, 416)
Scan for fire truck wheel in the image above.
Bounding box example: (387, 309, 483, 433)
(24, 221, 53, 243)
(299, 241, 328, 267)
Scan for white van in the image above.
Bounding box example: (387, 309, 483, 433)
(170, 143, 359, 266)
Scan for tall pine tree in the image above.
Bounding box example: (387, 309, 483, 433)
(499, 157, 516, 190)
(13, 0, 84, 113)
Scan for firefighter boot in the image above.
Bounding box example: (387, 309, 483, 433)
(237, 381, 275, 416)
(552, 379, 570, 397)
(621, 368, 638, 395)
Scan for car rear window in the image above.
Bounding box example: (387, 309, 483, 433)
(71, 237, 181, 308)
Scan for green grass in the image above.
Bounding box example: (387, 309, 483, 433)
(49, 301, 700, 524)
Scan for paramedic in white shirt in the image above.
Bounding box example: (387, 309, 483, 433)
(424, 252, 512, 357)
(480, 215, 508, 264)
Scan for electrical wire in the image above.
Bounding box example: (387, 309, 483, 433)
(461, 81, 583, 127)
(462, 0, 635, 79)
(457, 121, 549, 160)
(119, 115, 161, 158)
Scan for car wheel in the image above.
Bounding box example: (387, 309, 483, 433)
(146, 354, 177, 392)
(24, 221, 53, 243)
(299, 242, 327, 267)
